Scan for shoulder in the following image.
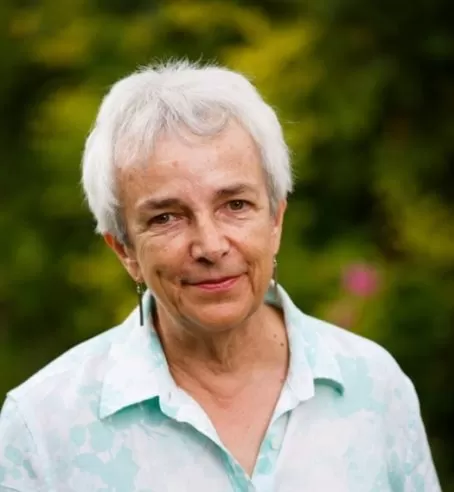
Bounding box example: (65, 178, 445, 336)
(295, 312, 440, 488)
(5, 319, 131, 415)
(281, 287, 405, 389)
(0, 319, 133, 490)
(297, 312, 426, 441)
(300, 311, 409, 395)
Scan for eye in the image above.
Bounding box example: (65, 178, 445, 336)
(149, 213, 173, 226)
(227, 200, 248, 211)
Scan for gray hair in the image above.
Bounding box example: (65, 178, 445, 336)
(81, 60, 292, 241)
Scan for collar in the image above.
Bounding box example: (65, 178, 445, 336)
(99, 285, 344, 419)
(276, 286, 345, 399)
(99, 291, 171, 419)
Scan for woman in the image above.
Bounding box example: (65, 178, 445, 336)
(0, 60, 440, 491)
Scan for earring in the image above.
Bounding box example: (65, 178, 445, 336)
(273, 257, 279, 300)
(136, 282, 144, 326)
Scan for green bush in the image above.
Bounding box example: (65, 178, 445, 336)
(1, 0, 453, 487)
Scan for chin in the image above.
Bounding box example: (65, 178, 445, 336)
(186, 301, 254, 333)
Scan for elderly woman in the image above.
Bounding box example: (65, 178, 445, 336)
(0, 61, 440, 491)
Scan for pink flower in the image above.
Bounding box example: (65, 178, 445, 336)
(343, 263, 380, 297)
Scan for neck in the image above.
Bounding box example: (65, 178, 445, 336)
(154, 303, 288, 390)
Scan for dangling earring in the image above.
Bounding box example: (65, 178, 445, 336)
(273, 257, 279, 300)
(136, 282, 144, 326)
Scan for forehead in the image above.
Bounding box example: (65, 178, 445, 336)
(117, 122, 266, 204)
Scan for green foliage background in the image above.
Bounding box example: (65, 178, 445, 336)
(1, 0, 453, 487)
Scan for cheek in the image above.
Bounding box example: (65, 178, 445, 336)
(232, 221, 276, 264)
(135, 234, 187, 278)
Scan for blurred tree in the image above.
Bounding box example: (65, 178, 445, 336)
(1, 0, 453, 487)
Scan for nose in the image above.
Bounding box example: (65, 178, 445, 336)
(190, 214, 229, 263)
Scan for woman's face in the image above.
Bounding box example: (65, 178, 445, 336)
(109, 121, 286, 334)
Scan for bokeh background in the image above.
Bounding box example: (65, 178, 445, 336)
(1, 0, 453, 487)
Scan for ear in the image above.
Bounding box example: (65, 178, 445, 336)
(271, 199, 287, 256)
(104, 233, 143, 282)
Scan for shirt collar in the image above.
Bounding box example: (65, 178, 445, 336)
(276, 286, 345, 399)
(99, 285, 344, 419)
(99, 292, 171, 419)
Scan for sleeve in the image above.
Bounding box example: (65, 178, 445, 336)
(386, 371, 442, 492)
(0, 397, 47, 492)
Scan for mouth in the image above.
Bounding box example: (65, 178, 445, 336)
(186, 275, 241, 292)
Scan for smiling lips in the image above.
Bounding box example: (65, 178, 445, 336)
(188, 276, 241, 292)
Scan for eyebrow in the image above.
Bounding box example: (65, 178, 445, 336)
(215, 183, 258, 200)
(136, 197, 183, 212)
(136, 184, 258, 212)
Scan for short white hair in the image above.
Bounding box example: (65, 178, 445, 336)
(81, 60, 292, 241)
